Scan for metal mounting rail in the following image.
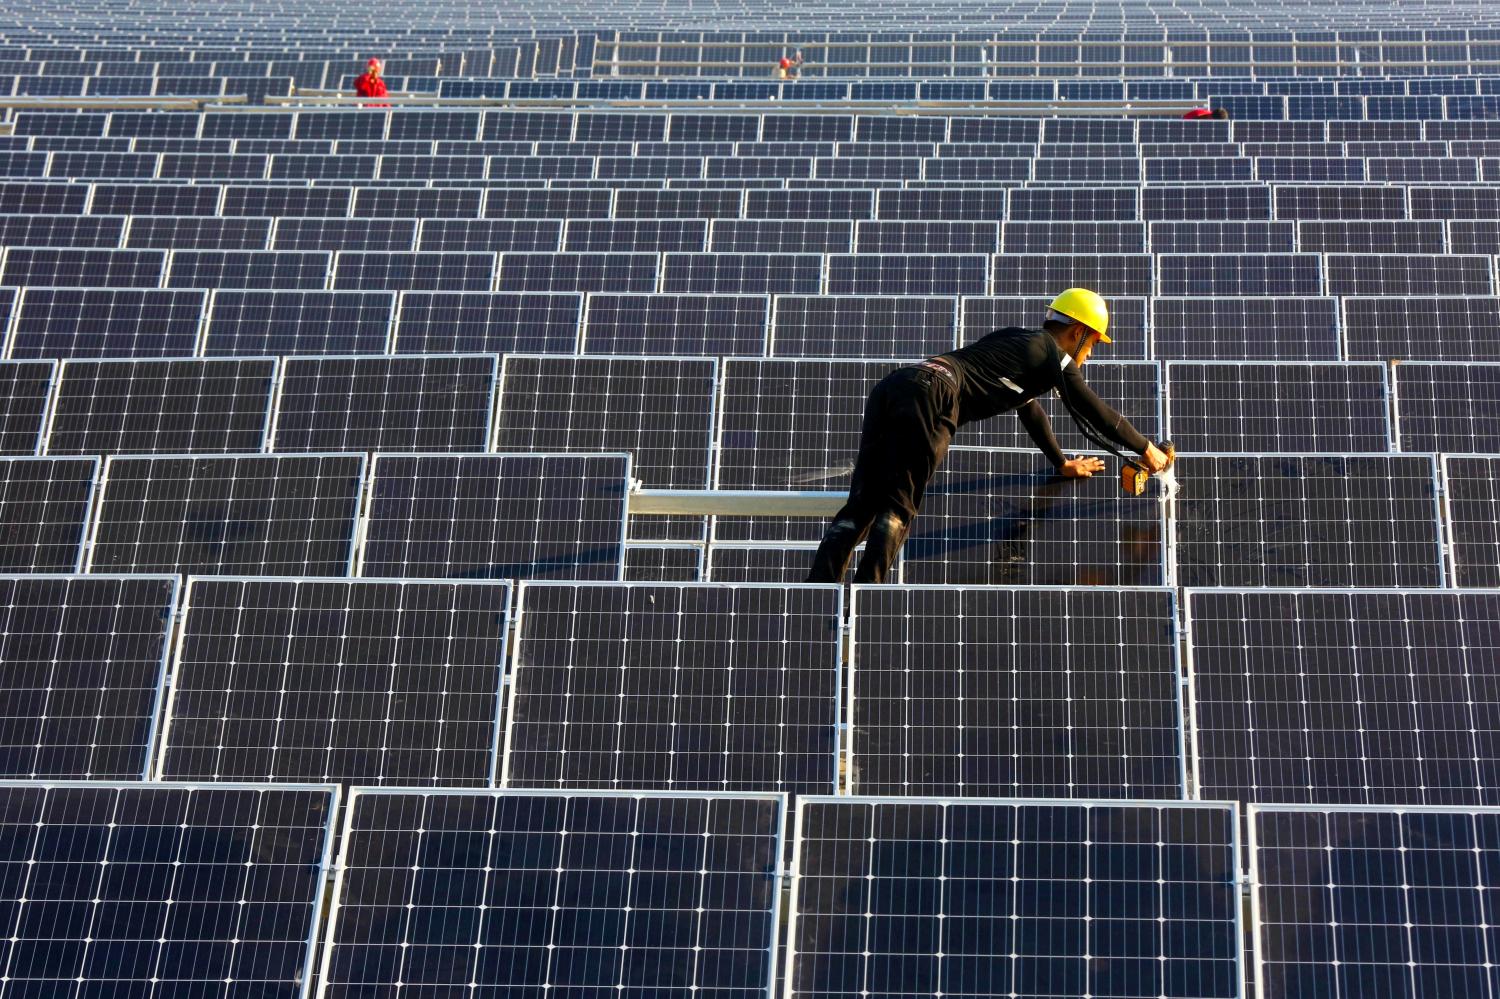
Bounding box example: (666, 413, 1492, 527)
(628, 488, 844, 518)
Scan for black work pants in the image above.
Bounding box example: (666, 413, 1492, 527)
(806, 364, 959, 583)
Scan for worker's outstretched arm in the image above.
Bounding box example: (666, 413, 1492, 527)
(1060, 365, 1150, 454)
(1016, 399, 1066, 468)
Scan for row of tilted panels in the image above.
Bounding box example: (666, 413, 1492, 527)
(4, 577, 1500, 805)
(0, 783, 1490, 999)
(4, 446, 1500, 588)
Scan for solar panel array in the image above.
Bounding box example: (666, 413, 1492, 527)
(4, 1, 1500, 997)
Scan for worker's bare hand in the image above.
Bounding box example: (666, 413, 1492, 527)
(1060, 456, 1105, 478)
(1140, 444, 1170, 474)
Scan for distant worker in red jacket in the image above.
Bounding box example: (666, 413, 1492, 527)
(1183, 107, 1230, 120)
(355, 58, 388, 104)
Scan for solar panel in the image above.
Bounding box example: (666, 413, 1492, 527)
(0, 213, 123, 247)
(900, 447, 1166, 586)
(167, 249, 330, 290)
(87, 453, 364, 575)
(1158, 253, 1322, 296)
(1393, 362, 1500, 453)
(482, 110, 575, 141)
(416, 218, 562, 253)
(222, 185, 352, 219)
(708, 219, 852, 254)
(45, 357, 275, 455)
(333, 250, 495, 292)
(826, 254, 988, 295)
(270, 354, 495, 453)
(2, 248, 164, 289)
(998, 221, 1145, 254)
(990, 254, 1153, 296)
(1165, 361, 1391, 453)
(562, 219, 707, 253)
(502, 581, 840, 792)
(1152, 297, 1342, 361)
(615, 188, 743, 219)
(272, 217, 419, 252)
(1173, 454, 1444, 587)
(583, 293, 768, 355)
(1145, 157, 1254, 182)
(47, 151, 158, 180)
(1187, 588, 1500, 808)
(1295, 220, 1446, 254)
(1409, 186, 1500, 220)
(1148, 222, 1297, 254)
(1142, 186, 1272, 221)
(157, 576, 510, 785)
(1447, 220, 1500, 254)
(0, 180, 88, 215)
(0, 360, 54, 454)
(787, 797, 1240, 999)
(769, 295, 953, 358)
(1250, 804, 1500, 999)
(270, 153, 376, 181)
(875, 189, 1005, 222)
(124, 215, 273, 251)
(483, 188, 613, 220)
(1441, 455, 1500, 587)
(854, 220, 998, 254)
(0, 574, 176, 778)
(1326, 254, 1494, 296)
(358, 452, 629, 581)
(703, 544, 839, 583)
(1257, 157, 1366, 182)
(204, 289, 392, 356)
(623, 543, 703, 582)
(90, 182, 220, 217)
(1007, 187, 1137, 222)
(321, 788, 783, 998)
(849, 585, 1183, 797)
(0, 456, 97, 571)
(0, 781, 335, 998)
(960, 296, 1150, 361)
(10, 287, 205, 359)
(498, 251, 658, 293)
(392, 290, 579, 354)
(746, 189, 872, 220)
(1343, 297, 1500, 362)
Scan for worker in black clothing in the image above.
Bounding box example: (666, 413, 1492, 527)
(806, 288, 1169, 584)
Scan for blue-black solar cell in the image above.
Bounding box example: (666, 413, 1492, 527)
(0, 215, 124, 248)
(416, 218, 561, 252)
(1143, 186, 1273, 221)
(0, 181, 89, 215)
(393, 291, 580, 354)
(388, 110, 482, 141)
(1158, 254, 1323, 296)
(332, 251, 495, 292)
(0, 359, 51, 454)
(875, 189, 1005, 222)
(293, 111, 384, 141)
(825, 254, 988, 295)
(3, 249, 164, 289)
(614, 189, 744, 219)
(204, 290, 393, 356)
(497, 252, 657, 293)
(269, 154, 376, 181)
(563, 219, 707, 253)
(1008, 187, 1138, 222)
(582, 294, 768, 355)
(1274, 185, 1408, 220)
(762, 115, 853, 143)
(857, 221, 999, 254)
(661, 253, 821, 295)
(574, 112, 667, 142)
(352, 187, 483, 219)
(481, 111, 575, 142)
(222, 186, 352, 218)
(166, 250, 330, 290)
(668, 113, 760, 142)
(747, 189, 872, 220)
(771, 296, 955, 358)
(270, 217, 417, 253)
(484, 188, 613, 219)
(105, 112, 199, 138)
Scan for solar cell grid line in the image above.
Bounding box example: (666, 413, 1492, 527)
(1007, 186, 1138, 222)
(1392, 361, 1500, 453)
(501, 581, 841, 794)
(0, 359, 54, 454)
(785, 797, 1241, 999)
(333, 250, 496, 292)
(9, 287, 205, 360)
(825, 253, 988, 296)
(204, 289, 393, 357)
(392, 290, 580, 355)
(0, 780, 337, 999)
(990, 253, 1154, 297)
(45, 357, 276, 456)
(1327, 253, 1495, 296)
(166, 249, 331, 291)
(1249, 803, 1500, 999)
(2, 247, 165, 289)
(357, 452, 630, 582)
(270, 354, 496, 454)
(961, 296, 1150, 361)
(319, 788, 784, 999)
(1409, 186, 1500, 220)
(0, 574, 177, 778)
(1184, 587, 1500, 811)
(563, 218, 708, 253)
(0, 213, 123, 248)
(1171, 454, 1445, 589)
(221, 185, 353, 220)
(848, 585, 1185, 798)
(272, 217, 418, 253)
(1151, 297, 1343, 362)
(86, 452, 366, 577)
(90, 182, 221, 218)
(156, 576, 512, 787)
(1165, 360, 1392, 454)
(416, 218, 562, 253)
(708, 219, 852, 254)
(0, 456, 98, 572)
(123, 215, 273, 251)
(623, 543, 704, 582)
(1441, 455, 1500, 588)
(1141, 185, 1273, 222)
(770, 295, 954, 359)
(0, 180, 87, 215)
(1158, 252, 1324, 296)
(1343, 297, 1500, 362)
(746, 188, 872, 221)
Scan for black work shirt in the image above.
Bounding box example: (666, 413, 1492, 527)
(933, 326, 1149, 467)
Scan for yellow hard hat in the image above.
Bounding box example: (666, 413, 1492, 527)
(1048, 288, 1111, 343)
